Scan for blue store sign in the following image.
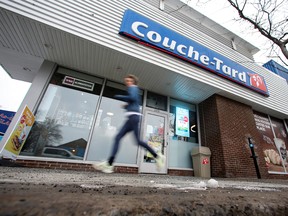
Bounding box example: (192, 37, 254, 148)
(119, 9, 269, 96)
(0, 109, 16, 137)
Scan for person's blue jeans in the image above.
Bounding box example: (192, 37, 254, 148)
(108, 114, 157, 165)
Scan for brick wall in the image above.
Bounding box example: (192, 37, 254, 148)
(199, 94, 271, 179)
(15, 159, 138, 174)
(199, 95, 226, 177)
(15, 159, 95, 171)
(13, 159, 193, 176)
(114, 166, 138, 174)
(168, 169, 193, 176)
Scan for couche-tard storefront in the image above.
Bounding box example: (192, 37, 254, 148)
(0, 0, 287, 178)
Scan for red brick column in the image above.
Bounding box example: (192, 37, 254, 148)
(199, 94, 269, 178)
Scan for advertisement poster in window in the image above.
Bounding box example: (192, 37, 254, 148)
(175, 107, 190, 137)
(0, 110, 16, 134)
(270, 117, 288, 172)
(1, 105, 35, 160)
(0, 110, 16, 143)
(254, 111, 288, 173)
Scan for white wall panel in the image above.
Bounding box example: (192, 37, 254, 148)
(0, 0, 287, 118)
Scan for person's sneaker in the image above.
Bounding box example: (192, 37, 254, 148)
(92, 161, 114, 173)
(155, 153, 166, 171)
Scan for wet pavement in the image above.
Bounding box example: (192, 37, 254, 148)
(0, 166, 288, 191)
(1, 166, 288, 215)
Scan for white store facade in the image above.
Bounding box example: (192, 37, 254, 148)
(0, 0, 287, 178)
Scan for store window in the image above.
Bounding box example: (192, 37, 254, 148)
(86, 81, 143, 164)
(254, 111, 288, 174)
(168, 98, 198, 169)
(21, 68, 103, 160)
(146, 91, 167, 111)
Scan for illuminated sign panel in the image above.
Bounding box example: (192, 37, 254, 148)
(175, 107, 190, 137)
(119, 9, 269, 96)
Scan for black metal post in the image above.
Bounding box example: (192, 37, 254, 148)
(248, 137, 261, 179)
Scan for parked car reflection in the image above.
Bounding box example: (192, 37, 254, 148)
(41, 147, 83, 160)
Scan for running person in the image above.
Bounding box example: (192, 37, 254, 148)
(93, 74, 165, 173)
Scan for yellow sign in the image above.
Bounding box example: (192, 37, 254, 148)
(3, 105, 35, 159)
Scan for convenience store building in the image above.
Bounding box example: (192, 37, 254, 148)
(0, 0, 287, 178)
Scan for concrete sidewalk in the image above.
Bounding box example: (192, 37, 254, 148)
(1, 166, 288, 192)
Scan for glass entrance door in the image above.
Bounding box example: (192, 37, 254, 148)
(139, 110, 168, 174)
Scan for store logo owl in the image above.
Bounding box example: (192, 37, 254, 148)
(248, 73, 268, 92)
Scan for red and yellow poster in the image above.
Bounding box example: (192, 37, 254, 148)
(2, 105, 35, 160)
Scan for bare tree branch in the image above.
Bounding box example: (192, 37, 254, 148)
(226, 0, 288, 61)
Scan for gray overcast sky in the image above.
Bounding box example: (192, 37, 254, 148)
(0, 0, 286, 111)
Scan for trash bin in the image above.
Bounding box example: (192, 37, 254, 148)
(191, 146, 211, 178)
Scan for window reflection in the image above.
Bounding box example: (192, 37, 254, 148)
(21, 71, 102, 160)
(86, 82, 143, 164)
(146, 91, 167, 111)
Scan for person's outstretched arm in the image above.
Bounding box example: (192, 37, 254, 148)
(114, 86, 138, 102)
